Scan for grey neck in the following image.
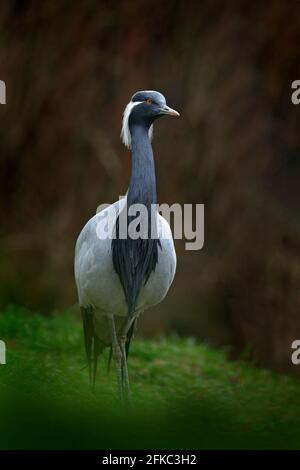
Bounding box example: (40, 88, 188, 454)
(112, 121, 160, 315)
(127, 123, 157, 208)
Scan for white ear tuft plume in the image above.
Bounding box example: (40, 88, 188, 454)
(120, 101, 153, 149)
(148, 124, 153, 142)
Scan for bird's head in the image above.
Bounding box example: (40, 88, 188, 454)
(121, 90, 179, 149)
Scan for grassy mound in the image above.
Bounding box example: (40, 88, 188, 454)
(0, 306, 300, 449)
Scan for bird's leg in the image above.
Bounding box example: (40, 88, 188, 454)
(109, 316, 123, 401)
(120, 333, 130, 402)
(120, 316, 136, 402)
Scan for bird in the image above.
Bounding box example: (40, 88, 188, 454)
(74, 90, 179, 401)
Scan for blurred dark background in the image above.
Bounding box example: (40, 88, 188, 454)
(0, 0, 300, 374)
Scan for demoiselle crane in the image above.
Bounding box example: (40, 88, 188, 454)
(74, 91, 179, 401)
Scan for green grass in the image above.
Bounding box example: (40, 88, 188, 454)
(0, 305, 300, 449)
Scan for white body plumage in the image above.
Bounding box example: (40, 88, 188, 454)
(75, 196, 176, 319)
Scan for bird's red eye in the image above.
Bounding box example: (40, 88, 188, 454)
(145, 98, 153, 105)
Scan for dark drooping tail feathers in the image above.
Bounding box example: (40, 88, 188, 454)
(112, 214, 161, 315)
(81, 306, 104, 385)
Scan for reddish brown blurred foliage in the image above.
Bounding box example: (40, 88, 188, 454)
(0, 0, 300, 374)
